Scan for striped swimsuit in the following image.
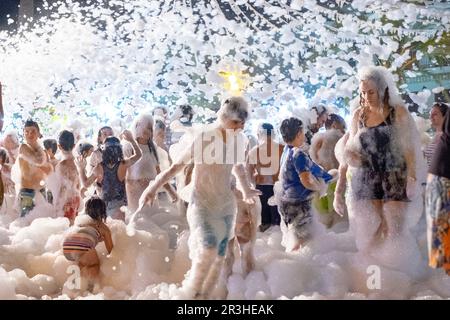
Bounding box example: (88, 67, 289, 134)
(63, 224, 102, 261)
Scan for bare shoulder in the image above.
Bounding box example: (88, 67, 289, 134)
(352, 107, 363, 119)
(394, 105, 409, 119)
(18, 143, 30, 153)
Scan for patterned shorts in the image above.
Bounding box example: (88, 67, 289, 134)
(278, 199, 312, 242)
(425, 174, 450, 274)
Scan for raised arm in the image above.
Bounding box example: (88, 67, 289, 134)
(121, 130, 142, 167)
(76, 157, 99, 188)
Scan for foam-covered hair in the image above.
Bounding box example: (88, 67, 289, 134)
(132, 113, 154, 138)
(358, 66, 403, 107)
(218, 96, 250, 122)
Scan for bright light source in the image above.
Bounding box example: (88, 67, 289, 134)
(219, 70, 248, 96)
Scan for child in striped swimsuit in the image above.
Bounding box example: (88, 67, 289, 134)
(63, 197, 113, 284)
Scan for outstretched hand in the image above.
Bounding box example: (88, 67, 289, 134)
(139, 184, 157, 208)
(75, 155, 87, 170)
(243, 188, 262, 205)
(333, 193, 346, 217)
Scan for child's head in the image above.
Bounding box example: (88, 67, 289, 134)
(257, 122, 274, 140)
(2, 130, 19, 151)
(102, 136, 123, 165)
(325, 114, 346, 132)
(43, 138, 58, 157)
(58, 130, 75, 152)
(78, 142, 94, 158)
(0, 147, 8, 165)
(280, 117, 305, 147)
(85, 196, 107, 222)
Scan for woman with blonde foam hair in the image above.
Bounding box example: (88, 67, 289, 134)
(343, 66, 422, 251)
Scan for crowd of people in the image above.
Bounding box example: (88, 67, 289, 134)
(0, 65, 449, 298)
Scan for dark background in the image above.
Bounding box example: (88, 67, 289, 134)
(0, 0, 20, 30)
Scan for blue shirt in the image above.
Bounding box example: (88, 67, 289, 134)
(280, 145, 333, 201)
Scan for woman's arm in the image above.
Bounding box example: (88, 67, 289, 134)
(396, 106, 416, 180)
(121, 130, 142, 167)
(77, 157, 100, 188)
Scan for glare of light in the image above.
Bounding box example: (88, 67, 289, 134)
(219, 70, 248, 96)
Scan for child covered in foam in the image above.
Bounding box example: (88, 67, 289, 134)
(63, 196, 113, 291)
(275, 117, 336, 251)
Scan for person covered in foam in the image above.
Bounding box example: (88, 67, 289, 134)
(53, 130, 81, 225)
(309, 113, 347, 228)
(310, 113, 346, 171)
(77, 130, 142, 221)
(276, 117, 335, 251)
(63, 196, 113, 291)
(123, 113, 177, 213)
(343, 65, 423, 251)
(139, 96, 261, 299)
(17, 119, 53, 217)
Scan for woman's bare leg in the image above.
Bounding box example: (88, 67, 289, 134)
(353, 200, 384, 251)
(382, 201, 407, 240)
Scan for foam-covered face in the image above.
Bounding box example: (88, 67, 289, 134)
(311, 112, 328, 132)
(100, 128, 114, 144)
(221, 117, 245, 132)
(430, 106, 445, 130)
(23, 126, 40, 144)
(136, 123, 153, 142)
(359, 79, 380, 109)
(3, 134, 19, 150)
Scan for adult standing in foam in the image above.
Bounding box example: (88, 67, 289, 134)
(123, 113, 177, 213)
(247, 123, 284, 232)
(17, 120, 53, 217)
(426, 110, 450, 275)
(140, 97, 261, 299)
(424, 102, 448, 168)
(344, 66, 420, 250)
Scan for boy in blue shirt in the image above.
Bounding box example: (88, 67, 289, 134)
(279, 117, 333, 251)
